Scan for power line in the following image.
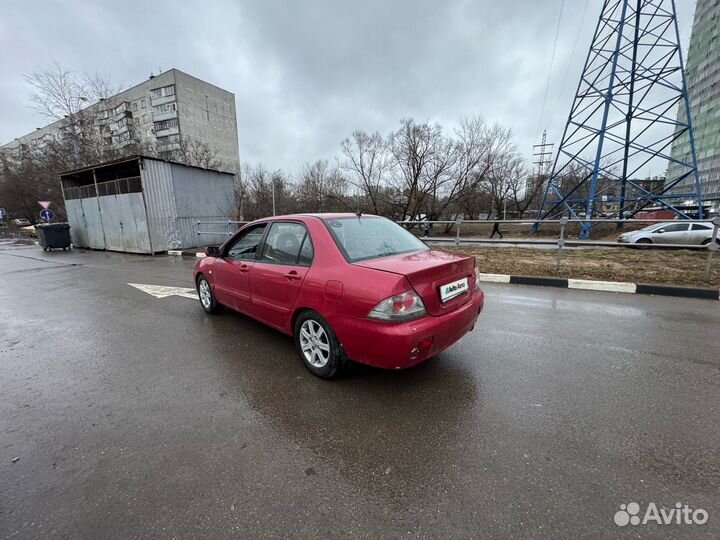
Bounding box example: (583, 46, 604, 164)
(548, 0, 590, 135)
(535, 0, 566, 139)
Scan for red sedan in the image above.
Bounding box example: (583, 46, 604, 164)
(194, 214, 484, 378)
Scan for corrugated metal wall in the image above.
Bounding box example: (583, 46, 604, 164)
(97, 193, 152, 253)
(140, 159, 178, 252)
(65, 198, 106, 249)
(141, 158, 234, 251)
(63, 157, 235, 253)
(169, 162, 235, 248)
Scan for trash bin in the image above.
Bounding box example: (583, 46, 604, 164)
(36, 223, 72, 251)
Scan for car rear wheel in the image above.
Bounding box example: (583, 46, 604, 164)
(701, 238, 720, 246)
(294, 311, 343, 379)
(197, 274, 220, 314)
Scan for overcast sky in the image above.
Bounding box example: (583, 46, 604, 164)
(0, 0, 697, 175)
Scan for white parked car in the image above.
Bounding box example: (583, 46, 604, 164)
(617, 222, 718, 246)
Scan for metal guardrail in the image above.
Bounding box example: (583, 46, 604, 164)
(399, 217, 720, 279)
(197, 217, 720, 280)
(196, 220, 248, 247)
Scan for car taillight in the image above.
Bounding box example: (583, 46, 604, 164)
(368, 290, 426, 321)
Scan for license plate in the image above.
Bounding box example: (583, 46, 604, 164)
(439, 277, 468, 302)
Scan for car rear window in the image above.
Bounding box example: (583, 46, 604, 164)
(324, 216, 428, 262)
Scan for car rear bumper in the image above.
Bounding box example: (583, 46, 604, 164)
(332, 289, 485, 369)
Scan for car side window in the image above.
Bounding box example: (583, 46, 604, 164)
(298, 234, 314, 265)
(691, 224, 710, 231)
(658, 223, 689, 233)
(225, 224, 267, 260)
(260, 222, 313, 266)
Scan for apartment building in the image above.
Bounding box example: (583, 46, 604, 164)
(668, 0, 720, 207)
(1, 68, 240, 172)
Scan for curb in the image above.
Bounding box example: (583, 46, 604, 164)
(477, 273, 720, 300)
(168, 250, 206, 258)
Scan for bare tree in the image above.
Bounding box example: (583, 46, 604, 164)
(25, 60, 121, 120)
(230, 116, 525, 222)
(297, 160, 353, 213)
(173, 136, 222, 170)
(387, 119, 445, 220)
(506, 165, 547, 218)
(21, 61, 133, 170)
(239, 164, 296, 219)
(494, 155, 529, 217)
(233, 164, 250, 220)
(425, 116, 501, 222)
(340, 131, 390, 214)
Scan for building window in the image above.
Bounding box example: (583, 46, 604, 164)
(141, 99, 146, 109)
(152, 102, 177, 115)
(153, 118, 179, 132)
(150, 85, 176, 99)
(133, 102, 138, 112)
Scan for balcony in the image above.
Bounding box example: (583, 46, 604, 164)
(112, 102, 131, 115)
(154, 126, 179, 138)
(113, 109, 133, 122)
(111, 124, 131, 136)
(111, 134, 137, 148)
(152, 110, 178, 122)
(150, 94, 176, 107)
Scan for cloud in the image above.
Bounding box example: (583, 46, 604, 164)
(0, 0, 696, 175)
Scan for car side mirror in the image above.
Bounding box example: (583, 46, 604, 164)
(205, 246, 221, 257)
(654, 229, 665, 234)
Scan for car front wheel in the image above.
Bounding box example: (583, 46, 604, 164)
(294, 311, 344, 379)
(197, 274, 220, 314)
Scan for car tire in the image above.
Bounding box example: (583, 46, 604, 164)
(196, 274, 220, 314)
(294, 311, 344, 379)
(635, 238, 651, 249)
(701, 238, 720, 246)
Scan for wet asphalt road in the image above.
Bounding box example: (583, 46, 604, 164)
(1, 240, 719, 540)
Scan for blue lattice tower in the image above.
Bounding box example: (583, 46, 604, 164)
(533, 0, 703, 239)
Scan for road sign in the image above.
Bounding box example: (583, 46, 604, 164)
(38, 201, 51, 209)
(40, 208, 55, 221)
(0, 208, 6, 219)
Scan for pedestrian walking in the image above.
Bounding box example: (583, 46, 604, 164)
(489, 221, 504, 239)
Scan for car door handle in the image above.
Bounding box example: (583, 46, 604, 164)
(239, 264, 250, 273)
(284, 271, 302, 281)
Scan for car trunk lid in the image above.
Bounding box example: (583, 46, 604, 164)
(354, 249, 476, 315)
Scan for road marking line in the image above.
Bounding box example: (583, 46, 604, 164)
(477, 273, 511, 283)
(567, 279, 636, 294)
(168, 250, 183, 256)
(128, 283, 198, 300)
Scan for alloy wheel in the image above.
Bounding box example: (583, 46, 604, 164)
(299, 319, 330, 367)
(199, 279, 212, 309)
